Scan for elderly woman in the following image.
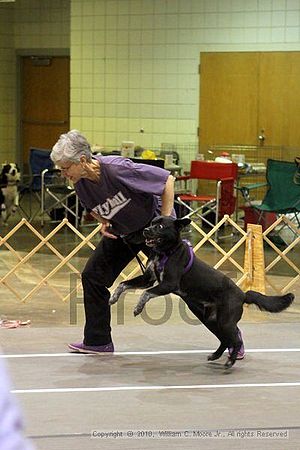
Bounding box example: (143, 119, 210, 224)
(51, 130, 175, 353)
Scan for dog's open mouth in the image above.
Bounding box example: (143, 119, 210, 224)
(145, 238, 160, 247)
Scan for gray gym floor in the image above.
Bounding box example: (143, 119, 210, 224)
(1, 319, 300, 450)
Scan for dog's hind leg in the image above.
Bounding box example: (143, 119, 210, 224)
(185, 301, 227, 362)
(205, 322, 227, 362)
(218, 325, 243, 368)
(207, 341, 227, 362)
(198, 316, 226, 361)
(202, 312, 228, 361)
(207, 321, 243, 366)
(214, 297, 244, 368)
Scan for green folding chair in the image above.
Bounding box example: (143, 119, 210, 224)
(254, 159, 300, 241)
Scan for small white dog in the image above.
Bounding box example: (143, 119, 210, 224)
(0, 163, 21, 224)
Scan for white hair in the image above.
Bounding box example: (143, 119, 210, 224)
(50, 130, 92, 164)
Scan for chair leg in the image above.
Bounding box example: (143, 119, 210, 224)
(175, 196, 217, 226)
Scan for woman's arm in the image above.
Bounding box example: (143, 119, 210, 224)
(90, 211, 117, 239)
(160, 175, 175, 216)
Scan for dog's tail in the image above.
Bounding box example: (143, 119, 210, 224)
(244, 290, 294, 313)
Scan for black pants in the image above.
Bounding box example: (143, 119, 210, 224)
(82, 236, 150, 345)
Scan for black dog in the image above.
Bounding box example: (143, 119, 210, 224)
(110, 216, 294, 367)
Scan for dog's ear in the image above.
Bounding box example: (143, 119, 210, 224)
(175, 218, 191, 230)
(0, 174, 7, 186)
(0, 165, 9, 185)
(2, 164, 10, 174)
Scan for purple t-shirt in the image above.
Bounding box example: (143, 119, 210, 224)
(75, 156, 171, 235)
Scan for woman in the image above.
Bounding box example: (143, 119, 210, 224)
(51, 130, 175, 353)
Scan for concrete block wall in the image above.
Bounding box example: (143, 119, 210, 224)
(14, 0, 70, 49)
(0, 4, 15, 163)
(0, 0, 69, 163)
(70, 0, 300, 169)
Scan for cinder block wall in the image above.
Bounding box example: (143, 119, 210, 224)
(1, 0, 300, 170)
(0, 4, 15, 163)
(0, 0, 69, 163)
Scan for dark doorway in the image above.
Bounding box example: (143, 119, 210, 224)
(20, 55, 70, 170)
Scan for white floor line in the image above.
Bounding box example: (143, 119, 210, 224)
(11, 382, 300, 395)
(1, 348, 300, 358)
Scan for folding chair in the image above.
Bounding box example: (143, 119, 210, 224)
(176, 160, 238, 238)
(253, 159, 300, 242)
(19, 148, 80, 227)
(19, 148, 54, 221)
(41, 168, 81, 227)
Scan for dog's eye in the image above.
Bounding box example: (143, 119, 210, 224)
(158, 224, 164, 229)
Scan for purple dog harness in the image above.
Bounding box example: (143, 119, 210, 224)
(157, 239, 194, 273)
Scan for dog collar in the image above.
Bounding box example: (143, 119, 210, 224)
(157, 240, 194, 273)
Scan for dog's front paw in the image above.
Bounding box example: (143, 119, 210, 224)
(109, 293, 119, 305)
(109, 284, 126, 305)
(133, 303, 144, 316)
(133, 291, 152, 317)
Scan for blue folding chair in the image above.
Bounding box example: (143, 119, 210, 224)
(19, 148, 53, 221)
(20, 148, 81, 226)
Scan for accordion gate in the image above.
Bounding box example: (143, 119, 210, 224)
(0, 215, 299, 304)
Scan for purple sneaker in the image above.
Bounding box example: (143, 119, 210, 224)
(68, 342, 114, 354)
(228, 329, 245, 360)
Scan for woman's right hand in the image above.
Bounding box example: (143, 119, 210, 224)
(100, 220, 118, 239)
(90, 211, 118, 239)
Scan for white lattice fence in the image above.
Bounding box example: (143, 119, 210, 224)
(262, 215, 300, 294)
(0, 216, 247, 303)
